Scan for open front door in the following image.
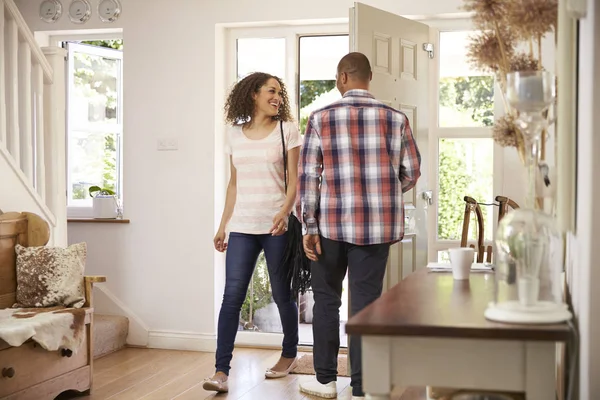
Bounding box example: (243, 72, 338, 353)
(350, 2, 431, 290)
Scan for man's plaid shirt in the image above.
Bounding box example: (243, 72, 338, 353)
(297, 89, 421, 245)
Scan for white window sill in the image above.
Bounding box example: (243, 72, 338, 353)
(67, 218, 130, 224)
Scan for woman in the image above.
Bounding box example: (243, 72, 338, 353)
(203, 72, 301, 393)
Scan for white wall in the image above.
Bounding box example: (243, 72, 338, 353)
(574, 0, 600, 397)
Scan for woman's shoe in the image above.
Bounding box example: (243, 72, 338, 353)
(265, 357, 298, 379)
(202, 377, 229, 393)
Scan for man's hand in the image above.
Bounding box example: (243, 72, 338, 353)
(303, 234, 322, 261)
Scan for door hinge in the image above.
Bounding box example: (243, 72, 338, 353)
(423, 43, 434, 59)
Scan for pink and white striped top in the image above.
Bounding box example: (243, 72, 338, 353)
(225, 121, 301, 235)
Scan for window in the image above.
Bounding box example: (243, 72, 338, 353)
(298, 35, 348, 133)
(431, 30, 498, 262)
(66, 40, 123, 216)
(438, 31, 494, 128)
(236, 38, 286, 80)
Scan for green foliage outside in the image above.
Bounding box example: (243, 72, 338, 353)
(437, 76, 495, 242)
(240, 252, 272, 327)
(70, 39, 122, 200)
(299, 80, 336, 134)
(439, 76, 494, 127)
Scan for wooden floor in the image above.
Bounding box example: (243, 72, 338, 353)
(59, 347, 418, 400)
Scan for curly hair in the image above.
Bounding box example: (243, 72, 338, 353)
(224, 72, 293, 125)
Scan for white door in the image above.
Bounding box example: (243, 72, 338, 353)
(350, 2, 432, 289)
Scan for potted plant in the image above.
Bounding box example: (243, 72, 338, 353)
(89, 186, 118, 219)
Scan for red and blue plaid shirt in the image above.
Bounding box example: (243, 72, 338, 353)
(297, 89, 421, 245)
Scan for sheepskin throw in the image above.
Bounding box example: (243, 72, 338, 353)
(13, 242, 87, 308)
(0, 307, 87, 352)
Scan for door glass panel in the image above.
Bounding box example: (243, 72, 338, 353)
(298, 35, 348, 134)
(236, 38, 286, 80)
(235, 37, 286, 336)
(437, 138, 494, 241)
(438, 31, 494, 128)
(298, 35, 349, 347)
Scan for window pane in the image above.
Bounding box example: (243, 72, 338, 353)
(72, 51, 120, 126)
(438, 250, 450, 263)
(298, 35, 348, 133)
(68, 131, 119, 204)
(439, 31, 494, 127)
(236, 38, 286, 80)
(437, 138, 494, 241)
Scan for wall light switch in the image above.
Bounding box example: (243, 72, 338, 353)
(157, 137, 178, 151)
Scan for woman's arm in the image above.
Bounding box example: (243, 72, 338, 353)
(217, 157, 237, 233)
(282, 146, 300, 214)
(270, 146, 300, 235)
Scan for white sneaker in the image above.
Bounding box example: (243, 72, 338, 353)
(351, 397, 365, 400)
(299, 379, 337, 398)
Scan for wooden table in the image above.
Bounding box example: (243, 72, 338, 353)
(345, 267, 571, 400)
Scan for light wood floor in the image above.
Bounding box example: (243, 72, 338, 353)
(59, 347, 416, 400)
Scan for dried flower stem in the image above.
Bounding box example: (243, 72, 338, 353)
(537, 34, 543, 62)
(492, 20, 510, 86)
(529, 39, 534, 58)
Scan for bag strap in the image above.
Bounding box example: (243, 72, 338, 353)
(279, 120, 288, 192)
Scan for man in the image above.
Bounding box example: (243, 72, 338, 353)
(297, 52, 421, 400)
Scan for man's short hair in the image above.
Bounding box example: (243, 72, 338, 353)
(337, 52, 371, 82)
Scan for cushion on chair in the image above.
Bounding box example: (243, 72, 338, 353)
(13, 242, 87, 308)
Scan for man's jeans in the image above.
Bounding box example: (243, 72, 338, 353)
(311, 236, 390, 397)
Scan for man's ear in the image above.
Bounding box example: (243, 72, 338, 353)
(369, 71, 373, 82)
(341, 72, 349, 84)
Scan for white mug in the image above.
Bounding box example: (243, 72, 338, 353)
(448, 247, 475, 280)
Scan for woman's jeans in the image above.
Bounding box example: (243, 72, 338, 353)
(215, 232, 299, 375)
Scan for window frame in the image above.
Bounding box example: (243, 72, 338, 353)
(428, 25, 506, 262)
(226, 24, 349, 124)
(62, 40, 124, 218)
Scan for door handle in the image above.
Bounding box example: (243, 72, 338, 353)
(422, 190, 433, 205)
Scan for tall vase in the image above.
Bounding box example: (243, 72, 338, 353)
(523, 132, 543, 210)
(485, 71, 571, 324)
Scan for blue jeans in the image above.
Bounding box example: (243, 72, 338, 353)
(215, 232, 299, 375)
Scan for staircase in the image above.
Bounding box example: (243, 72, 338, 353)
(0, 0, 67, 246)
(2, 0, 131, 358)
(94, 314, 129, 359)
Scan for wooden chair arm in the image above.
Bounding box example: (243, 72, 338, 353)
(84, 276, 107, 308)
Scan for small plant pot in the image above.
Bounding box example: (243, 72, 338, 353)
(93, 195, 118, 219)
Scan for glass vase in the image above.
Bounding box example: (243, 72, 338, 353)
(485, 71, 571, 324)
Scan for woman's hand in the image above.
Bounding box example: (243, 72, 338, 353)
(270, 210, 289, 236)
(214, 230, 228, 252)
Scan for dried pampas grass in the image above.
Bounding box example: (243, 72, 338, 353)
(505, 0, 558, 42)
(463, 0, 506, 28)
(493, 115, 520, 148)
(509, 53, 540, 72)
(467, 31, 514, 74)
(462, 0, 557, 151)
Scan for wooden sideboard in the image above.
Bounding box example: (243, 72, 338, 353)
(346, 267, 570, 400)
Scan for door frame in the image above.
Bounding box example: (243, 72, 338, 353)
(219, 15, 495, 348)
(223, 22, 348, 349)
(426, 20, 506, 262)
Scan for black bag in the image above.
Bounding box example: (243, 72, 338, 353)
(279, 121, 311, 297)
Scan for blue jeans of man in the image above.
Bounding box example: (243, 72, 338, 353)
(215, 232, 299, 375)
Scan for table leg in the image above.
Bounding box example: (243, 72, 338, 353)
(363, 336, 392, 399)
(525, 342, 556, 400)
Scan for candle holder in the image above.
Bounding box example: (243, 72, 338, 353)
(485, 71, 571, 324)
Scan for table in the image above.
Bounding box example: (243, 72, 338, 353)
(345, 267, 570, 400)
